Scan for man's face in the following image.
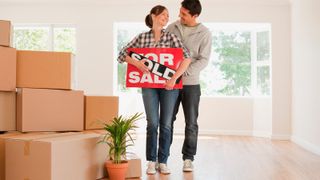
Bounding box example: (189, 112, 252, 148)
(179, 7, 196, 26)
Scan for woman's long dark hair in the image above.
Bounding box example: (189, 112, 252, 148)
(145, 5, 167, 28)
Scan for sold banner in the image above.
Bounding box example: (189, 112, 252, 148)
(126, 48, 183, 89)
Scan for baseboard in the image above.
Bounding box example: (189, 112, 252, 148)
(139, 129, 292, 140)
(291, 135, 320, 156)
(271, 134, 291, 140)
(252, 131, 271, 138)
(174, 129, 252, 136)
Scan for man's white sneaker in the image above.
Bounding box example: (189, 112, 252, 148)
(146, 161, 156, 175)
(183, 159, 194, 172)
(159, 163, 171, 174)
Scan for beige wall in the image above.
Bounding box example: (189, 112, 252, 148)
(0, 0, 291, 137)
(291, 0, 320, 155)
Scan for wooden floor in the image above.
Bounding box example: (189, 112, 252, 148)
(130, 134, 320, 180)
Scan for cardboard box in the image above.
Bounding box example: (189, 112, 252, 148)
(0, 20, 11, 47)
(17, 50, 73, 90)
(0, 91, 16, 131)
(125, 153, 142, 178)
(0, 132, 58, 180)
(85, 96, 119, 130)
(17, 88, 84, 132)
(5, 132, 108, 180)
(0, 46, 16, 91)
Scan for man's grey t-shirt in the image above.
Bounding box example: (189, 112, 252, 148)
(166, 21, 212, 85)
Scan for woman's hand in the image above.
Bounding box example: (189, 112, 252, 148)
(136, 59, 150, 74)
(125, 55, 149, 74)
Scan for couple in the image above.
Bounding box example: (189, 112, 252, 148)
(117, 0, 212, 175)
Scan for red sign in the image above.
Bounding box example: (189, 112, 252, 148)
(126, 48, 183, 89)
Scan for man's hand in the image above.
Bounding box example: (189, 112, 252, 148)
(164, 77, 177, 90)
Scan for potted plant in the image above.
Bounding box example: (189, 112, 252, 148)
(99, 112, 143, 180)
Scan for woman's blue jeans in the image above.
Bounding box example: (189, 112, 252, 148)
(142, 88, 179, 164)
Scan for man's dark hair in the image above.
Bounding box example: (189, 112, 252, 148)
(181, 0, 202, 17)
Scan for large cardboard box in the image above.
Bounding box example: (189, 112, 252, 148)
(5, 132, 107, 180)
(0, 91, 16, 131)
(0, 46, 16, 91)
(0, 20, 11, 47)
(17, 50, 74, 90)
(85, 96, 119, 130)
(0, 132, 20, 180)
(17, 88, 84, 132)
(0, 132, 57, 180)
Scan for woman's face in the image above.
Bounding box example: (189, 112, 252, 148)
(153, 9, 169, 27)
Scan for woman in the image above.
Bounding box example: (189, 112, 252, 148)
(117, 5, 191, 175)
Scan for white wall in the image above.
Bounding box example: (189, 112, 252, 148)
(253, 98, 272, 137)
(175, 97, 254, 136)
(291, 0, 320, 155)
(0, 0, 291, 137)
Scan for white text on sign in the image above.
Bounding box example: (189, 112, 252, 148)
(129, 52, 177, 84)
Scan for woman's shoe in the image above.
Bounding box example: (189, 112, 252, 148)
(159, 163, 171, 174)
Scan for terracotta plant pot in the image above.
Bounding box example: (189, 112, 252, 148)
(105, 160, 129, 180)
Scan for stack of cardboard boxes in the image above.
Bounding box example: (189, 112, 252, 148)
(16, 50, 84, 132)
(0, 20, 141, 179)
(0, 20, 16, 132)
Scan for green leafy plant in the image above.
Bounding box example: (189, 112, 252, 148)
(99, 112, 143, 164)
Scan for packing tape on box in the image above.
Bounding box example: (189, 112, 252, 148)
(22, 132, 79, 156)
(24, 141, 30, 156)
(81, 130, 105, 135)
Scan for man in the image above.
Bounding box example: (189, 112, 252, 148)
(166, 0, 212, 172)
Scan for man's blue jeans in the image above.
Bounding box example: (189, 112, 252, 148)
(172, 85, 201, 161)
(142, 88, 179, 164)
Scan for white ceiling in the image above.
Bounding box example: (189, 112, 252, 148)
(0, 0, 291, 6)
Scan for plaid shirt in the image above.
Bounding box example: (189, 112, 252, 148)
(117, 29, 190, 63)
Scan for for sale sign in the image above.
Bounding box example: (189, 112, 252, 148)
(126, 48, 183, 89)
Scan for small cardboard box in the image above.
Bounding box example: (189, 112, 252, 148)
(85, 96, 119, 130)
(125, 153, 142, 178)
(17, 88, 84, 132)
